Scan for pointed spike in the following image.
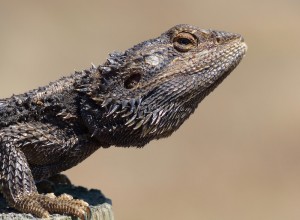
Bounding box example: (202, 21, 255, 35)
(133, 119, 144, 130)
(23, 141, 31, 146)
(166, 123, 173, 132)
(101, 98, 113, 107)
(56, 112, 64, 116)
(92, 97, 103, 103)
(122, 109, 133, 118)
(116, 107, 127, 115)
(149, 127, 157, 134)
(91, 129, 98, 137)
(141, 125, 154, 137)
(101, 67, 112, 74)
(63, 113, 77, 120)
(150, 110, 159, 125)
(125, 114, 137, 126)
(107, 58, 116, 65)
(167, 103, 175, 111)
(75, 88, 89, 92)
(142, 113, 152, 125)
(126, 120, 136, 127)
(107, 104, 119, 116)
(91, 63, 96, 69)
(154, 115, 162, 125)
(154, 109, 165, 125)
(159, 127, 166, 135)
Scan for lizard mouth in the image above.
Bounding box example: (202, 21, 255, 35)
(209, 40, 247, 77)
(200, 41, 247, 95)
(240, 41, 248, 53)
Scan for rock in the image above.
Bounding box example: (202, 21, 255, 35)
(0, 174, 114, 220)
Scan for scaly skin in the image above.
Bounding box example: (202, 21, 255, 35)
(0, 24, 247, 218)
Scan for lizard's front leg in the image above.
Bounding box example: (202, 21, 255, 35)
(0, 123, 93, 219)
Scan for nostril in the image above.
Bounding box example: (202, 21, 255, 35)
(215, 36, 222, 44)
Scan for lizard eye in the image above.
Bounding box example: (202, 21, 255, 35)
(173, 32, 198, 52)
(124, 73, 141, 89)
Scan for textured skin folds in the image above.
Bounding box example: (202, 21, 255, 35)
(0, 24, 247, 218)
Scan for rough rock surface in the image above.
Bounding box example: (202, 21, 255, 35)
(0, 174, 114, 220)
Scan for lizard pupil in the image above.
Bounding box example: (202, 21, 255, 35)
(178, 38, 192, 45)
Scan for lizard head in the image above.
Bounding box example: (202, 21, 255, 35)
(80, 24, 247, 147)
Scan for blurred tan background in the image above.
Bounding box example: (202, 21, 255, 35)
(1, 1, 300, 220)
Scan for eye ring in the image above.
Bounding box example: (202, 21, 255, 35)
(173, 32, 198, 52)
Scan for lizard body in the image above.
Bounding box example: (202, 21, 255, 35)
(0, 24, 247, 219)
